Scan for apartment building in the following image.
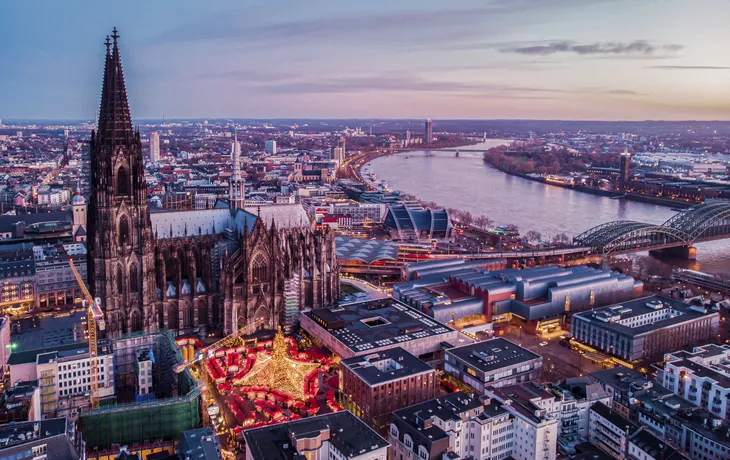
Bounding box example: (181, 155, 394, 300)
(661, 344, 730, 420)
(389, 390, 558, 460)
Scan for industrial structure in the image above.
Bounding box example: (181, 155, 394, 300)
(574, 202, 730, 258)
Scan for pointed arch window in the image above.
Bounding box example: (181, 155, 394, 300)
(116, 265, 124, 295)
(251, 255, 269, 283)
(119, 215, 130, 246)
(130, 264, 139, 292)
(116, 166, 130, 196)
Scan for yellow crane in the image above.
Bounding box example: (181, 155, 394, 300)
(174, 317, 264, 373)
(69, 258, 106, 410)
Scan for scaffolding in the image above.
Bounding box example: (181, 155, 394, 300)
(80, 330, 201, 452)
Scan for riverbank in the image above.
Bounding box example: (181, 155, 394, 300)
(482, 158, 695, 210)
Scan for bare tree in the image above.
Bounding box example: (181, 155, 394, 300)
(504, 224, 519, 234)
(525, 230, 542, 243)
(473, 215, 493, 230)
(553, 233, 571, 245)
(460, 211, 474, 227)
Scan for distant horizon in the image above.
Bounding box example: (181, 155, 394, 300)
(3, 117, 730, 124)
(2, 1, 730, 120)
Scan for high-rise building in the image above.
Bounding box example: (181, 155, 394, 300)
(264, 140, 277, 154)
(619, 149, 631, 189)
(424, 119, 433, 144)
(149, 132, 160, 162)
(330, 135, 346, 167)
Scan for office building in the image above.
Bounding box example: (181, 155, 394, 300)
(34, 243, 87, 310)
(339, 347, 437, 434)
(264, 140, 277, 155)
(660, 343, 730, 419)
(7, 340, 115, 417)
(619, 150, 631, 189)
(0, 243, 36, 311)
(424, 119, 433, 144)
(571, 296, 720, 361)
(389, 390, 558, 460)
(330, 135, 345, 167)
(243, 411, 388, 460)
(444, 338, 542, 393)
(0, 418, 85, 460)
(176, 427, 222, 460)
(395, 264, 641, 331)
(150, 132, 160, 162)
(300, 298, 457, 361)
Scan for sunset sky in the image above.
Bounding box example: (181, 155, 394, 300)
(2, 0, 730, 120)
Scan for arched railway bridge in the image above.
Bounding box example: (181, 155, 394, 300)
(573, 202, 730, 257)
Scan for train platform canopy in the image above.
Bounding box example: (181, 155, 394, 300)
(335, 237, 398, 263)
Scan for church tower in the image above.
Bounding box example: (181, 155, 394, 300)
(87, 29, 156, 336)
(229, 130, 246, 211)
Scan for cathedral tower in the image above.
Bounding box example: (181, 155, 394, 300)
(229, 130, 245, 211)
(87, 29, 156, 336)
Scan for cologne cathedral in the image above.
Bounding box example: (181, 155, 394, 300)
(86, 29, 339, 337)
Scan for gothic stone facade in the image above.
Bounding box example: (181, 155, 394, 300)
(87, 30, 338, 337)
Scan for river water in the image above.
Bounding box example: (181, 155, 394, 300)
(367, 140, 730, 275)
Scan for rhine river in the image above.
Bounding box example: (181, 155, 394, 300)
(367, 140, 730, 275)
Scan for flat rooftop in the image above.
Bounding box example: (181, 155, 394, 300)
(304, 298, 454, 354)
(446, 337, 541, 374)
(341, 347, 433, 386)
(7, 339, 112, 366)
(0, 417, 67, 448)
(243, 411, 388, 460)
(574, 295, 717, 336)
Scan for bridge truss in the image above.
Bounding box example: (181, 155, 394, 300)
(574, 203, 730, 255)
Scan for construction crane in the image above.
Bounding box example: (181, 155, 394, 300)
(69, 258, 106, 410)
(174, 317, 264, 373)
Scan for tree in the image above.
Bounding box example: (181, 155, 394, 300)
(504, 224, 519, 234)
(553, 233, 571, 245)
(460, 211, 474, 226)
(474, 215, 493, 230)
(525, 230, 542, 243)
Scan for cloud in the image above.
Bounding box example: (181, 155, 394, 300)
(604, 89, 643, 95)
(247, 74, 570, 96)
(647, 65, 730, 70)
(501, 40, 682, 56)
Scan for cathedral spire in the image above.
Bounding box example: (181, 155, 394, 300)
(97, 27, 133, 147)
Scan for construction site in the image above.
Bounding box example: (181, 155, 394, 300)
(80, 330, 201, 454)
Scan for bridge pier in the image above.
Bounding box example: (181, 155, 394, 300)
(649, 245, 697, 260)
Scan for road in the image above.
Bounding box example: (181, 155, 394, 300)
(499, 326, 604, 381)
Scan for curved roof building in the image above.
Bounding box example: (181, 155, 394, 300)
(383, 205, 452, 242)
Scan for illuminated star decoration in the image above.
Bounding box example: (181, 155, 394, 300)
(234, 327, 320, 400)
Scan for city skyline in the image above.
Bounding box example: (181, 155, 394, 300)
(2, 0, 730, 120)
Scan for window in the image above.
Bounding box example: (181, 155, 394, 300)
(118, 215, 130, 246)
(116, 166, 130, 196)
